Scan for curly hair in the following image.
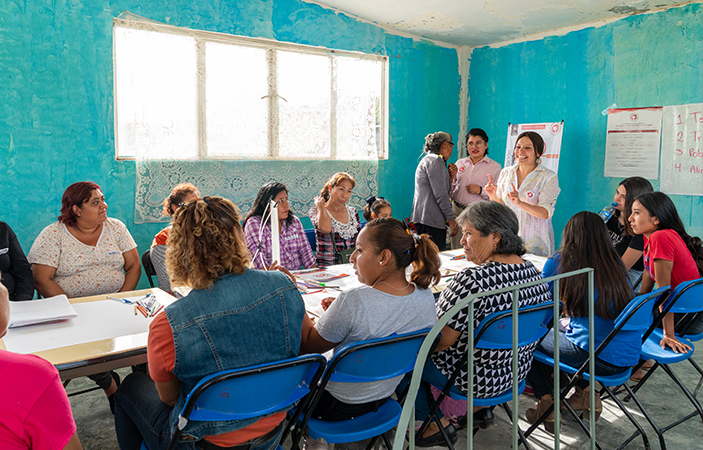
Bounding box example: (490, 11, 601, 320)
(423, 131, 452, 155)
(166, 196, 249, 290)
(319, 172, 356, 202)
(162, 183, 200, 217)
(58, 181, 102, 227)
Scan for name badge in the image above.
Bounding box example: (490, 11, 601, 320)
(0, 248, 8, 255)
(107, 250, 122, 256)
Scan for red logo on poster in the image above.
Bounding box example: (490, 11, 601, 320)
(550, 123, 560, 135)
(630, 113, 638, 121)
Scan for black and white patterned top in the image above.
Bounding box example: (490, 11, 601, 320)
(431, 260, 551, 398)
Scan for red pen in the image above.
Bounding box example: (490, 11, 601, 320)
(151, 304, 165, 317)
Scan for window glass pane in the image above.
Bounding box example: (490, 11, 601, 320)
(277, 51, 331, 158)
(206, 43, 269, 157)
(115, 27, 197, 159)
(336, 57, 383, 159)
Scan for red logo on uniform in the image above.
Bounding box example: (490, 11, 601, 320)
(527, 192, 534, 198)
(458, 166, 465, 173)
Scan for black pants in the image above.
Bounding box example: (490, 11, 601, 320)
(311, 390, 391, 421)
(414, 223, 447, 252)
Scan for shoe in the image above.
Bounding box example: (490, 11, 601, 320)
(566, 386, 602, 422)
(108, 371, 121, 415)
(415, 423, 458, 447)
(473, 407, 496, 430)
(303, 437, 329, 450)
(526, 394, 557, 434)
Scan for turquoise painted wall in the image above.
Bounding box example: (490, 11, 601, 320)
(0, 0, 460, 289)
(467, 3, 703, 246)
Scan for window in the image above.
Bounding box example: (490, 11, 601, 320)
(114, 19, 388, 160)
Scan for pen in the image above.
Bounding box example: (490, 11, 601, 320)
(151, 304, 165, 317)
(108, 296, 132, 304)
(136, 305, 149, 318)
(134, 305, 137, 316)
(450, 255, 466, 260)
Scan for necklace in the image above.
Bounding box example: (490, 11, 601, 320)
(372, 280, 411, 291)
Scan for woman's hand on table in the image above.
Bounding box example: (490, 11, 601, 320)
(321, 297, 335, 311)
(484, 175, 498, 202)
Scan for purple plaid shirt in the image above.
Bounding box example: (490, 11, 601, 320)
(308, 205, 360, 268)
(244, 215, 315, 270)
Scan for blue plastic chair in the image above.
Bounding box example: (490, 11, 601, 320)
(625, 278, 703, 450)
(418, 301, 555, 450)
(139, 354, 326, 450)
(291, 328, 431, 450)
(526, 286, 672, 450)
(304, 228, 317, 254)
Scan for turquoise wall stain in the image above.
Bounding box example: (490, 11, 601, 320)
(468, 3, 703, 246)
(0, 0, 460, 289)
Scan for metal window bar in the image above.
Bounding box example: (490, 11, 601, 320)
(394, 267, 595, 450)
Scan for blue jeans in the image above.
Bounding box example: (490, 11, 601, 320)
(527, 329, 628, 399)
(114, 372, 284, 450)
(397, 359, 465, 421)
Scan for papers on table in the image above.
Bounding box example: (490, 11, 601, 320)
(8, 295, 77, 328)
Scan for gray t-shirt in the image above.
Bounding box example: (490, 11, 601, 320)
(316, 284, 436, 403)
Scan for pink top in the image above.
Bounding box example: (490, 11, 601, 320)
(0, 350, 76, 449)
(451, 155, 502, 206)
(643, 229, 700, 289)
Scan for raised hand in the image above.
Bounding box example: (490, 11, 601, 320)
(507, 182, 521, 206)
(484, 174, 498, 201)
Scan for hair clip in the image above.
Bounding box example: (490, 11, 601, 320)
(412, 233, 421, 243)
(203, 197, 211, 205)
(366, 196, 377, 205)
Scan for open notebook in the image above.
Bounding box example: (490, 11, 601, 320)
(8, 295, 78, 328)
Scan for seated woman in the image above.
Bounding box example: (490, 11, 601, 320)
(413, 201, 551, 446)
(0, 221, 34, 300)
(114, 196, 305, 450)
(244, 182, 315, 270)
(525, 212, 635, 433)
(300, 218, 440, 426)
(151, 183, 200, 247)
(362, 196, 392, 222)
(630, 191, 703, 352)
(0, 282, 82, 449)
(309, 173, 361, 267)
(605, 177, 653, 288)
(28, 181, 140, 412)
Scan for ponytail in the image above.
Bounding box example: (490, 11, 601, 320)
(363, 218, 441, 290)
(363, 196, 391, 221)
(684, 235, 703, 277)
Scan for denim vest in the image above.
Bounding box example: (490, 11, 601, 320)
(166, 269, 304, 441)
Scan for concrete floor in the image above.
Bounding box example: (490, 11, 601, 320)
(70, 341, 703, 450)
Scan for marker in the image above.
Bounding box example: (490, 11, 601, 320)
(108, 296, 132, 304)
(151, 304, 165, 317)
(450, 255, 466, 260)
(134, 305, 137, 316)
(136, 305, 149, 318)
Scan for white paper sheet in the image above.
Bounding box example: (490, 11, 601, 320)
(604, 107, 662, 179)
(8, 295, 77, 328)
(3, 294, 175, 355)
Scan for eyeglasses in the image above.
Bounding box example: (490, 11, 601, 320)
(467, 140, 485, 147)
(447, 141, 455, 147)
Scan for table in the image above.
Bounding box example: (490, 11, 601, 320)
(0, 288, 176, 381)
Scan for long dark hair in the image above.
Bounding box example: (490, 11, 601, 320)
(559, 211, 633, 319)
(615, 177, 653, 236)
(635, 192, 703, 277)
(243, 182, 294, 227)
(363, 218, 441, 289)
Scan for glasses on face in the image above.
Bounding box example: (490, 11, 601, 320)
(447, 142, 455, 147)
(467, 140, 485, 147)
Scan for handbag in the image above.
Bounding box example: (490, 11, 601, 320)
(330, 232, 354, 265)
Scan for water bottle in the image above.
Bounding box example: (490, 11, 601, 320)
(597, 202, 618, 222)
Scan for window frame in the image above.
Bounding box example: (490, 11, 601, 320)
(113, 18, 389, 161)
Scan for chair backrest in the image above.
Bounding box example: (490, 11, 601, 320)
(474, 301, 554, 350)
(142, 249, 157, 288)
(179, 354, 327, 423)
(149, 244, 171, 293)
(304, 228, 316, 253)
(323, 328, 431, 384)
(615, 286, 671, 332)
(662, 277, 703, 315)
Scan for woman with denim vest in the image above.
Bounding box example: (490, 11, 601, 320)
(114, 196, 305, 450)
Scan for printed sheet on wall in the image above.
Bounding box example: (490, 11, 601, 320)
(504, 122, 564, 174)
(660, 103, 703, 196)
(604, 107, 662, 179)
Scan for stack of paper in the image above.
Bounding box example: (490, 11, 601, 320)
(8, 295, 78, 328)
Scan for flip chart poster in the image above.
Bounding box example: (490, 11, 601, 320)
(604, 107, 662, 179)
(660, 103, 703, 196)
(504, 122, 563, 174)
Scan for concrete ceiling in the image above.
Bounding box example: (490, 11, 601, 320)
(305, 0, 693, 47)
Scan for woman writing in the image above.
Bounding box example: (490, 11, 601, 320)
(412, 201, 551, 446)
(244, 182, 315, 270)
(0, 221, 33, 300)
(605, 177, 653, 287)
(309, 173, 361, 267)
(115, 197, 305, 450)
(525, 212, 636, 432)
(629, 192, 703, 354)
(300, 218, 439, 427)
(450, 128, 501, 249)
(484, 131, 560, 257)
(28, 181, 140, 411)
(411, 131, 459, 251)
(362, 196, 392, 222)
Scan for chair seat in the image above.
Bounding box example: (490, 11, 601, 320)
(302, 399, 401, 443)
(641, 329, 695, 364)
(437, 380, 526, 408)
(533, 350, 633, 386)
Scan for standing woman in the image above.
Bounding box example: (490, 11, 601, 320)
(629, 192, 703, 354)
(309, 173, 361, 268)
(450, 128, 502, 249)
(606, 177, 653, 287)
(0, 221, 34, 300)
(411, 131, 459, 251)
(484, 131, 560, 257)
(244, 182, 315, 271)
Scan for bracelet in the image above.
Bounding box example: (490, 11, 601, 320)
(479, 186, 483, 195)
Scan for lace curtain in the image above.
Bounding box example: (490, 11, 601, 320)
(135, 159, 379, 223)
